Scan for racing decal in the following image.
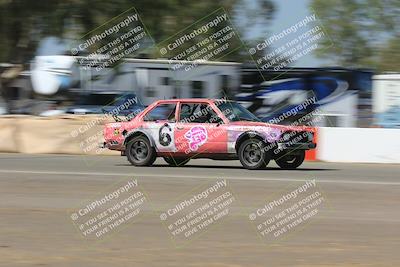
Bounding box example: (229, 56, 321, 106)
(184, 126, 208, 152)
(228, 126, 282, 141)
(159, 124, 172, 146)
(263, 127, 282, 142)
(109, 123, 122, 128)
(142, 122, 176, 152)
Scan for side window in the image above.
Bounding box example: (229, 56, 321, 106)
(179, 103, 223, 124)
(144, 103, 176, 122)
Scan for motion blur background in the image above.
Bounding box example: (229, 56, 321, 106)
(0, 0, 399, 162)
(1, 3, 400, 267)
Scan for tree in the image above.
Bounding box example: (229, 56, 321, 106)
(378, 36, 400, 72)
(0, 0, 275, 63)
(310, 0, 400, 71)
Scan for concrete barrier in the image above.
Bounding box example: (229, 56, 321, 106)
(0, 116, 19, 153)
(317, 127, 400, 163)
(0, 115, 119, 155)
(1, 116, 399, 163)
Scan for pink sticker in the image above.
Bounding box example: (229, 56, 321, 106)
(184, 126, 208, 151)
(266, 127, 281, 142)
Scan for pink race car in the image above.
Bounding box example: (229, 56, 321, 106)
(102, 98, 316, 170)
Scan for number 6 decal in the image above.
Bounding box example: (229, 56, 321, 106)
(159, 123, 172, 146)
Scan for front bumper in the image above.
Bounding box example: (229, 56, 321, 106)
(277, 142, 316, 150)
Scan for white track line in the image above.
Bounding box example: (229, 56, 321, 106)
(0, 169, 399, 186)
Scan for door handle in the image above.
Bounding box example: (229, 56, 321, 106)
(176, 126, 184, 130)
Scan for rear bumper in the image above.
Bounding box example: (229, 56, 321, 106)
(99, 141, 123, 150)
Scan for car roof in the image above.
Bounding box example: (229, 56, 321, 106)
(154, 98, 228, 104)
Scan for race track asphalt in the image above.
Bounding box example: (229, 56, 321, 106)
(0, 153, 399, 267)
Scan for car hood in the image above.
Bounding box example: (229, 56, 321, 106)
(229, 121, 312, 132)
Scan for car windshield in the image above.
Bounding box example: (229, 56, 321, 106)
(217, 101, 261, 122)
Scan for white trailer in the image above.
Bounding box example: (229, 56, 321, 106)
(78, 58, 240, 105)
(372, 73, 400, 128)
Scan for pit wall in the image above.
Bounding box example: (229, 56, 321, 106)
(0, 116, 398, 163)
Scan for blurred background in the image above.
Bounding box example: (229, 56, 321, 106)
(1, 3, 400, 266)
(0, 0, 399, 129)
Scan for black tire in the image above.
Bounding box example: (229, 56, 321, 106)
(163, 156, 190, 167)
(275, 150, 305, 169)
(126, 136, 156, 166)
(238, 139, 271, 170)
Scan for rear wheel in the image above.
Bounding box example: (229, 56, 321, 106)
(163, 157, 190, 167)
(275, 150, 305, 169)
(126, 136, 156, 166)
(238, 139, 271, 170)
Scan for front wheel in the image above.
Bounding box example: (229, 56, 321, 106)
(275, 150, 305, 169)
(163, 157, 190, 167)
(126, 136, 156, 166)
(238, 139, 271, 170)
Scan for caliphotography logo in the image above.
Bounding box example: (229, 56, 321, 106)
(157, 7, 242, 77)
(69, 177, 150, 242)
(159, 179, 236, 247)
(248, 179, 328, 244)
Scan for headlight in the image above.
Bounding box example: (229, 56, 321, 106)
(307, 132, 314, 141)
(282, 133, 292, 141)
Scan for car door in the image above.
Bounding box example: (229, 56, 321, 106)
(142, 102, 177, 152)
(174, 102, 228, 155)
